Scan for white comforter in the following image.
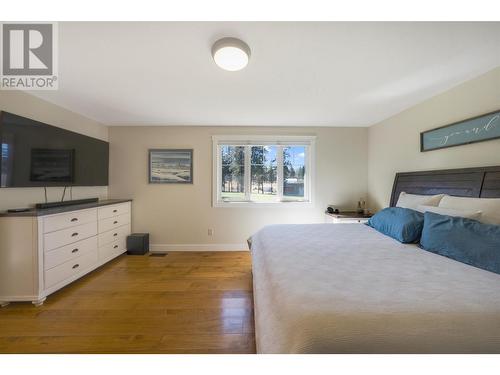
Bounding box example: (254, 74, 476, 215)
(250, 224, 500, 353)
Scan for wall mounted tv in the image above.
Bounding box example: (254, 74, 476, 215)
(0, 111, 109, 188)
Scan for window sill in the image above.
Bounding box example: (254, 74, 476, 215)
(213, 200, 314, 208)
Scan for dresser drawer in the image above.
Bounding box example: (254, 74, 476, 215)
(44, 236, 98, 270)
(44, 248, 98, 289)
(99, 213, 130, 233)
(43, 209, 97, 233)
(99, 236, 127, 260)
(44, 221, 98, 251)
(98, 223, 131, 247)
(98, 202, 130, 220)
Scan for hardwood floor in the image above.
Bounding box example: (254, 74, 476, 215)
(0, 251, 256, 354)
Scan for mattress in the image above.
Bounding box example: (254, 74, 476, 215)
(250, 223, 500, 353)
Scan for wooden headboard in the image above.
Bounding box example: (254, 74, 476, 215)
(389, 166, 500, 207)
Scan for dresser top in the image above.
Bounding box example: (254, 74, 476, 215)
(0, 199, 132, 217)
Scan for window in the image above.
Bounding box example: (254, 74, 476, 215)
(213, 136, 315, 207)
(1, 143, 9, 187)
(221, 145, 245, 201)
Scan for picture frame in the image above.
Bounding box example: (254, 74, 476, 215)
(420, 109, 500, 152)
(148, 149, 193, 184)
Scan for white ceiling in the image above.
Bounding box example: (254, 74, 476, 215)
(32, 22, 500, 127)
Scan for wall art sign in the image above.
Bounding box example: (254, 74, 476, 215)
(421, 110, 500, 152)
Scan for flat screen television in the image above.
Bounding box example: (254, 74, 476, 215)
(0, 111, 109, 187)
(30, 148, 75, 183)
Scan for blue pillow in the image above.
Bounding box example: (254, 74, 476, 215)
(420, 212, 500, 275)
(366, 207, 424, 243)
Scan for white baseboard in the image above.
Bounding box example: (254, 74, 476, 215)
(150, 243, 249, 252)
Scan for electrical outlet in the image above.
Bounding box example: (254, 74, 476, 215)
(208, 228, 214, 236)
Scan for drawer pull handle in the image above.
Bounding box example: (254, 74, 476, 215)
(113, 209, 118, 213)
(70, 218, 78, 222)
(113, 221, 118, 224)
(113, 245, 118, 249)
(72, 264, 79, 269)
(72, 248, 79, 253)
(71, 232, 79, 237)
(113, 233, 118, 237)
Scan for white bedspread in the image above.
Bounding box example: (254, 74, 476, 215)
(250, 224, 500, 353)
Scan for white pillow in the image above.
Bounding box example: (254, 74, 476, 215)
(396, 192, 445, 210)
(417, 205, 482, 220)
(438, 196, 500, 225)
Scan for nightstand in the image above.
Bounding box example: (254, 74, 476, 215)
(324, 211, 373, 224)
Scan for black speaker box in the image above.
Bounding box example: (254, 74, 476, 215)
(126, 233, 149, 255)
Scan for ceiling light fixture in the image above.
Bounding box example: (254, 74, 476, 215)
(212, 37, 251, 71)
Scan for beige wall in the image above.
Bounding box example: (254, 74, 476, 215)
(7, 66, 499, 246)
(109, 126, 368, 247)
(0, 91, 109, 211)
(368, 66, 500, 210)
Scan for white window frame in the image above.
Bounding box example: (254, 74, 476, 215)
(212, 135, 316, 208)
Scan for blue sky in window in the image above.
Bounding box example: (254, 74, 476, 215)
(261, 146, 304, 169)
(263, 146, 276, 166)
(222, 145, 305, 169)
(1, 143, 8, 158)
(221, 145, 245, 165)
(285, 146, 305, 169)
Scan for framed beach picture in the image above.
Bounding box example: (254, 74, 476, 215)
(148, 149, 193, 184)
(421, 109, 500, 152)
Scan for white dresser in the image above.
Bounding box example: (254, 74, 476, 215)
(0, 200, 131, 306)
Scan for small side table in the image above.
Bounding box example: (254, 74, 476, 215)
(324, 211, 373, 224)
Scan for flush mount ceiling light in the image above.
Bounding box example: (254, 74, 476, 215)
(212, 37, 251, 71)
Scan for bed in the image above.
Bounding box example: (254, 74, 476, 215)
(250, 166, 500, 353)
